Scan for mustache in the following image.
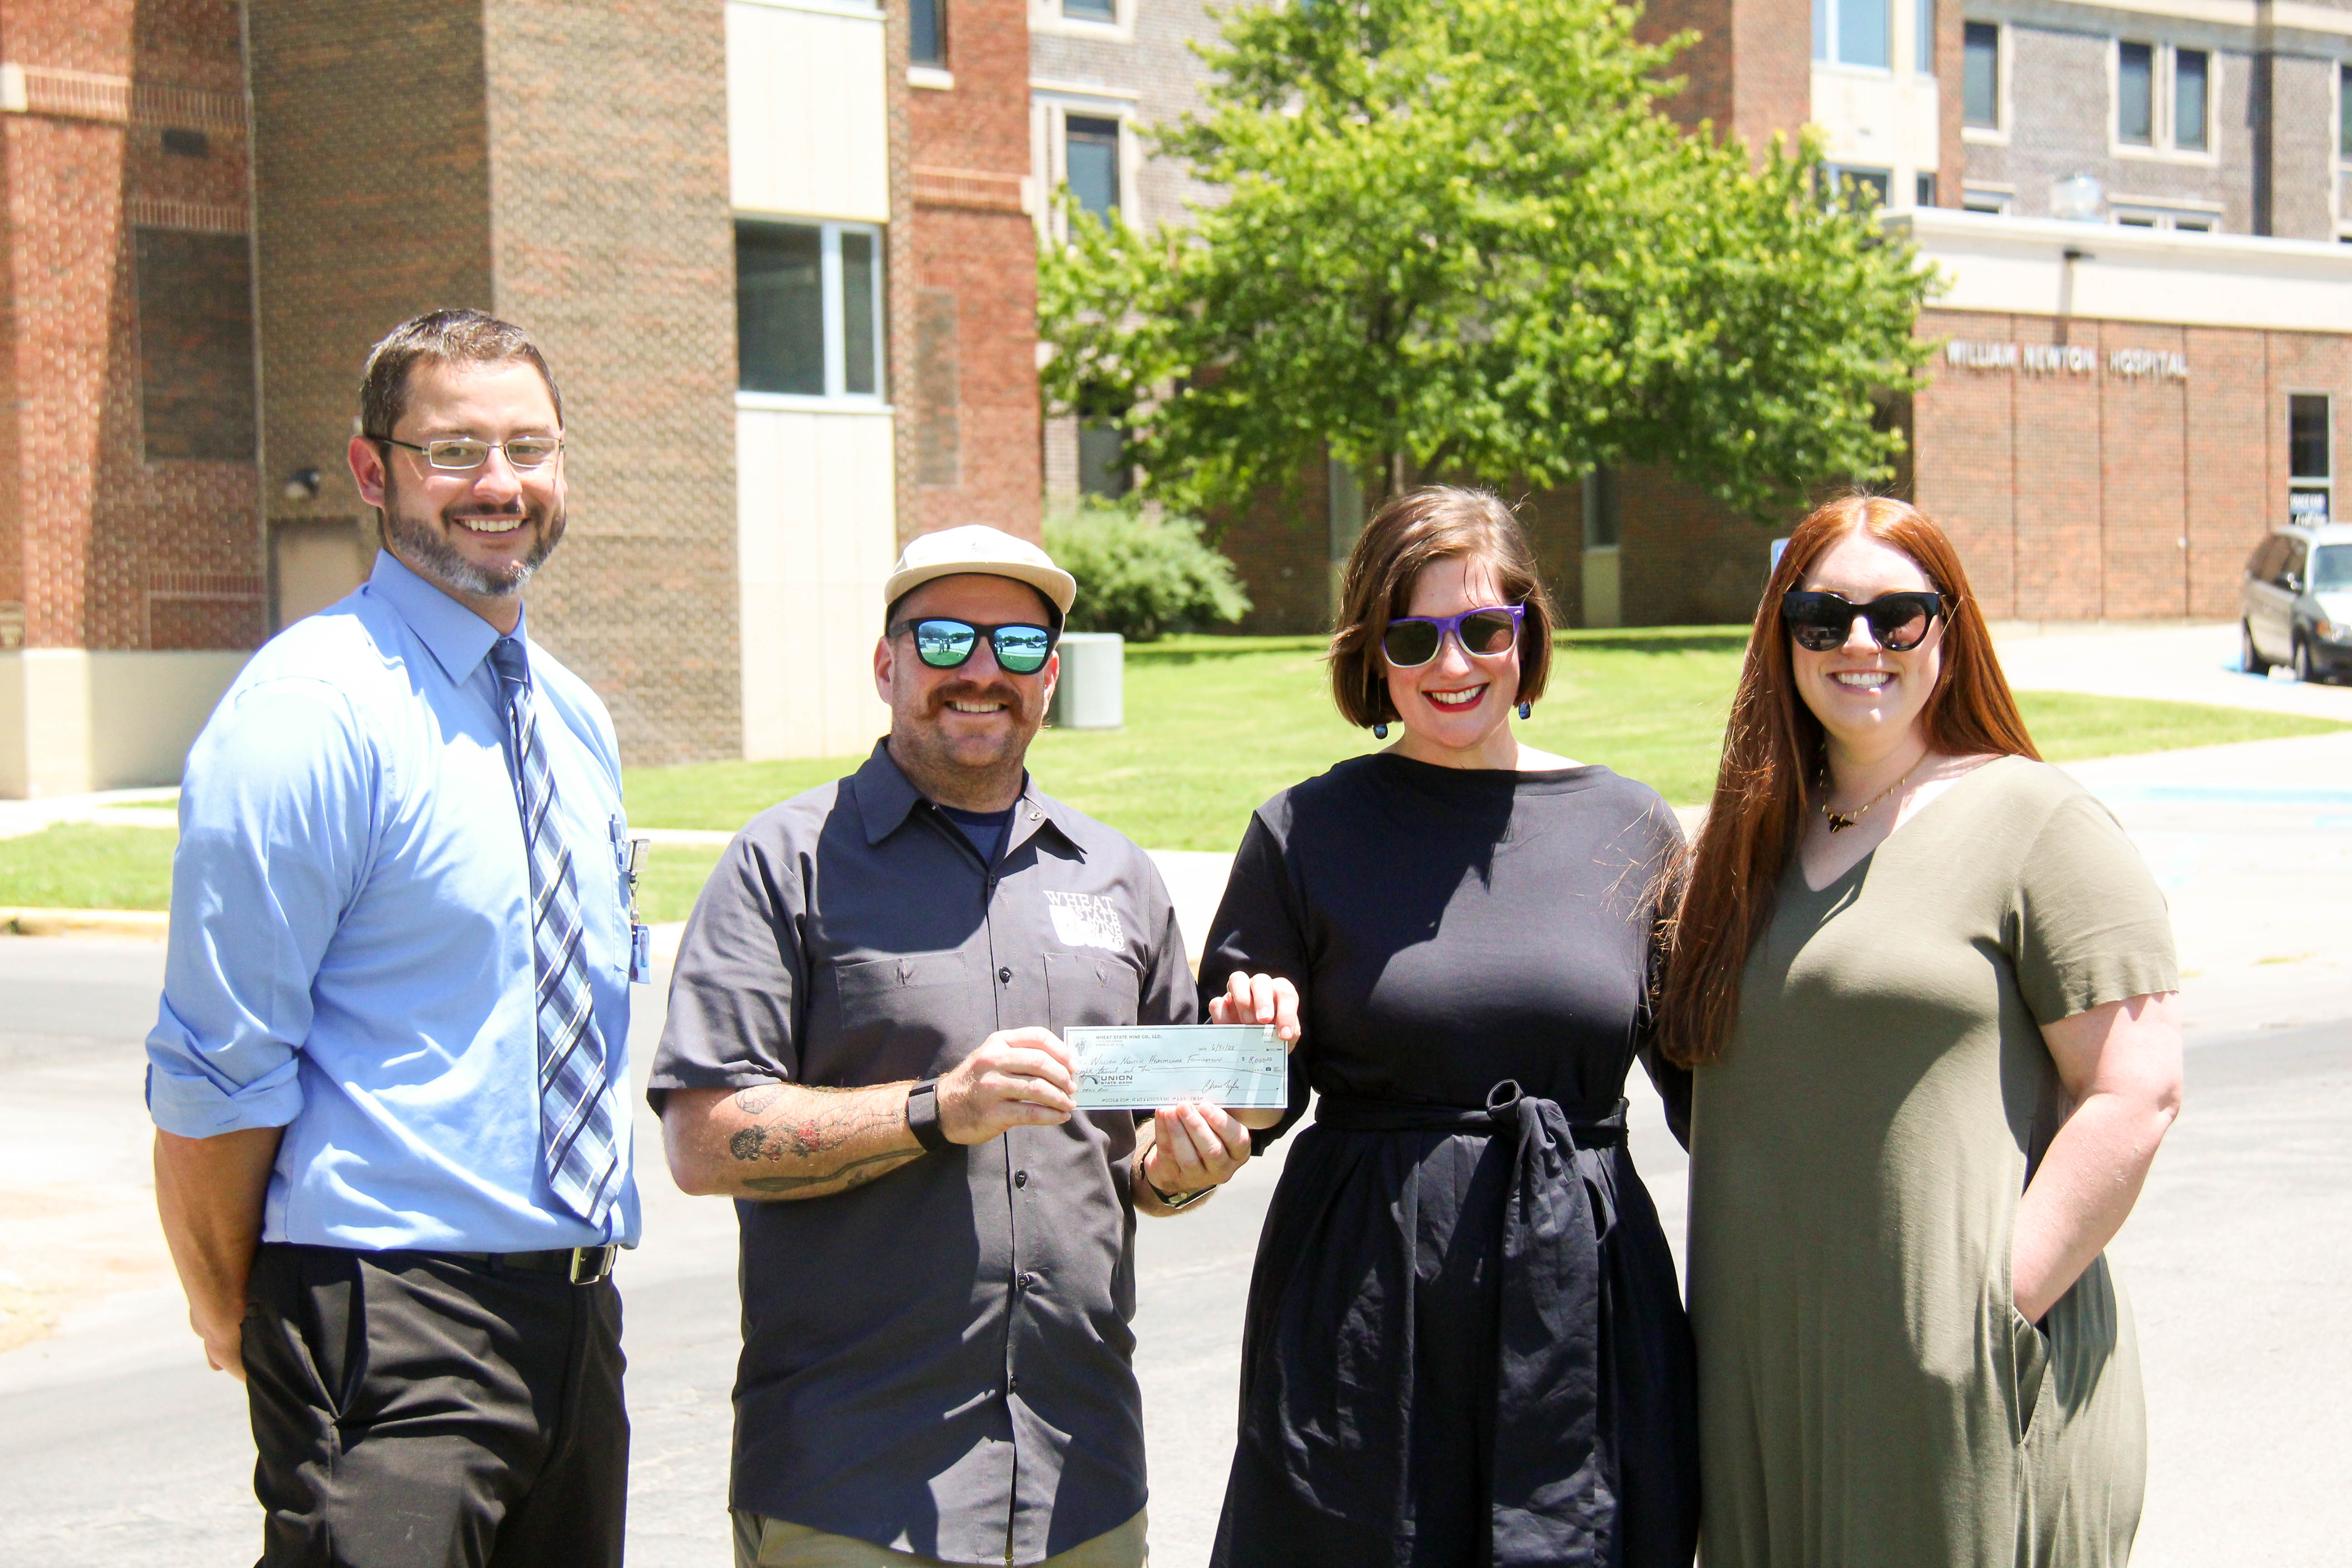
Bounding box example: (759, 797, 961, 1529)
(927, 678, 1025, 712)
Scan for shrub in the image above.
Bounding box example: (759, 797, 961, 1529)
(1044, 505, 1252, 642)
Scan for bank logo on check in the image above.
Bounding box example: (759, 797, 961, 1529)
(1065, 1024, 1290, 1111)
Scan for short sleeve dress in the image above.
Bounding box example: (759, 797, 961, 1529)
(1201, 754, 1700, 1568)
(1687, 756, 2179, 1568)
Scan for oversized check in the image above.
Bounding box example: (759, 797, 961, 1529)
(1065, 1024, 1290, 1111)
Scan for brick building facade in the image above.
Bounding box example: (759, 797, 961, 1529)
(1066, 0, 2352, 636)
(1, 0, 1056, 794)
(906, 0, 1043, 542)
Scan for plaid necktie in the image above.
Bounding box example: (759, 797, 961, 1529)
(488, 637, 622, 1229)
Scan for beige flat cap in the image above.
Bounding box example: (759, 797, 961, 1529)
(884, 524, 1078, 617)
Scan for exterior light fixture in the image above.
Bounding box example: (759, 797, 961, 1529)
(283, 467, 322, 500)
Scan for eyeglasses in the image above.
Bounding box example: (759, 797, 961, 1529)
(372, 434, 565, 471)
(1380, 605, 1525, 669)
(891, 617, 1058, 675)
(1780, 590, 1945, 653)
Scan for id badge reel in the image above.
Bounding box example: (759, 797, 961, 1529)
(612, 816, 654, 983)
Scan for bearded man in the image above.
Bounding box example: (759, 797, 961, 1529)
(146, 309, 644, 1567)
(649, 526, 1283, 1568)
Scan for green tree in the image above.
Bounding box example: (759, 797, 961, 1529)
(1037, 0, 1935, 520)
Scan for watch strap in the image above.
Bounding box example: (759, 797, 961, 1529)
(1141, 1160, 1211, 1210)
(905, 1079, 951, 1153)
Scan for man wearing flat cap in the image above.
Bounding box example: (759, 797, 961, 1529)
(649, 525, 1295, 1568)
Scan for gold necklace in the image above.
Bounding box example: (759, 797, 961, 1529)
(1820, 760, 1920, 834)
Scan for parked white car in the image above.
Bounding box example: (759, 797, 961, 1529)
(2241, 522, 2352, 683)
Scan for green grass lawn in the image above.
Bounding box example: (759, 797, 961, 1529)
(6, 627, 2343, 914)
(0, 823, 180, 911)
(625, 628, 2351, 851)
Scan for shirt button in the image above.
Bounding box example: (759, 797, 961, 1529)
(1014, 1170, 1029, 1188)
(998, 966, 1013, 984)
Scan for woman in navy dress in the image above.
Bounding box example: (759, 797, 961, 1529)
(1201, 487, 1698, 1568)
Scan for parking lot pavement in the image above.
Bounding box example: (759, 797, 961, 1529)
(1994, 619, 2352, 721)
(3, 714, 2347, 1565)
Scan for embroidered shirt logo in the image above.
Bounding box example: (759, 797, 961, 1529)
(1044, 891, 1124, 951)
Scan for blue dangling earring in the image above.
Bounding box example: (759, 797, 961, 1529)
(1517, 701, 1532, 720)
(1373, 722, 1389, 739)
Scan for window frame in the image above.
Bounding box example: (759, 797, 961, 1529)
(1034, 93, 1140, 242)
(1823, 163, 1895, 211)
(2109, 38, 2221, 164)
(1813, 0, 1893, 72)
(733, 215, 889, 411)
(1961, 20, 2008, 144)
(909, 0, 946, 68)
(1028, 0, 1133, 41)
(2107, 194, 2223, 232)
(2290, 392, 2333, 526)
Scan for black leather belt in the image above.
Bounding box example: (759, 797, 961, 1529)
(437, 1245, 617, 1284)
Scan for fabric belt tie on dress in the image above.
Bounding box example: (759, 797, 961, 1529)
(1315, 1082, 1629, 1568)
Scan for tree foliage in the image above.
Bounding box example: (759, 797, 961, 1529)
(1037, 0, 1936, 521)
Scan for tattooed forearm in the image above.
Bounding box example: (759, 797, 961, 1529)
(740, 1148, 921, 1195)
(706, 1080, 923, 1202)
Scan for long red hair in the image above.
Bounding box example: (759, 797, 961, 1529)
(1654, 495, 2041, 1068)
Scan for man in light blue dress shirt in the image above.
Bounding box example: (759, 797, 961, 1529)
(147, 309, 644, 1568)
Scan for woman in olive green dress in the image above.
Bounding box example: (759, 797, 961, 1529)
(1658, 496, 2184, 1567)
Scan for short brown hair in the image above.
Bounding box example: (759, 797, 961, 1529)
(358, 308, 563, 441)
(1328, 485, 1558, 728)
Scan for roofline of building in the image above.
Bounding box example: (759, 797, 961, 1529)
(1885, 206, 2352, 333)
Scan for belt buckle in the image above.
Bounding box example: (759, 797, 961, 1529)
(568, 1245, 615, 1285)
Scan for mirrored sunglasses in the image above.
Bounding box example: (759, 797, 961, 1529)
(893, 617, 1057, 675)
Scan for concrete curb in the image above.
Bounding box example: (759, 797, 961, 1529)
(0, 907, 170, 939)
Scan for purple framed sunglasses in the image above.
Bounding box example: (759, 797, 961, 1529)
(1380, 604, 1525, 668)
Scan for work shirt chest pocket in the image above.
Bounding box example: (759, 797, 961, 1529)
(830, 950, 985, 1080)
(1043, 951, 1141, 1032)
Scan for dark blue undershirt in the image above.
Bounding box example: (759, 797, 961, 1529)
(937, 802, 1016, 865)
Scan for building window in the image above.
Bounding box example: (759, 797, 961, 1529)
(911, 0, 944, 66)
(1962, 185, 2012, 213)
(1916, 172, 1936, 206)
(1062, 0, 1116, 20)
(2117, 42, 2155, 146)
(134, 227, 258, 461)
(2341, 63, 2351, 160)
(1824, 164, 1892, 210)
(1078, 421, 1130, 498)
(2115, 41, 2215, 155)
(1064, 116, 1122, 221)
(1815, 0, 1890, 68)
(1915, 0, 1934, 74)
(2291, 394, 2332, 524)
(2175, 49, 2208, 151)
(2112, 203, 2216, 231)
(736, 219, 884, 401)
(1583, 468, 1623, 550)
(1962, 23, 1999, 129)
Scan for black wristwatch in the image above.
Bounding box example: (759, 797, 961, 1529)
(905, 1079, 951, 1153)
(1141, 1158, 1211, 1211)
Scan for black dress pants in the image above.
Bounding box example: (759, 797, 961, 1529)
(242, 1243, 629, 1568)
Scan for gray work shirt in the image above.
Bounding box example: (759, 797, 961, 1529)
(647, 741, 1193, 1566)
